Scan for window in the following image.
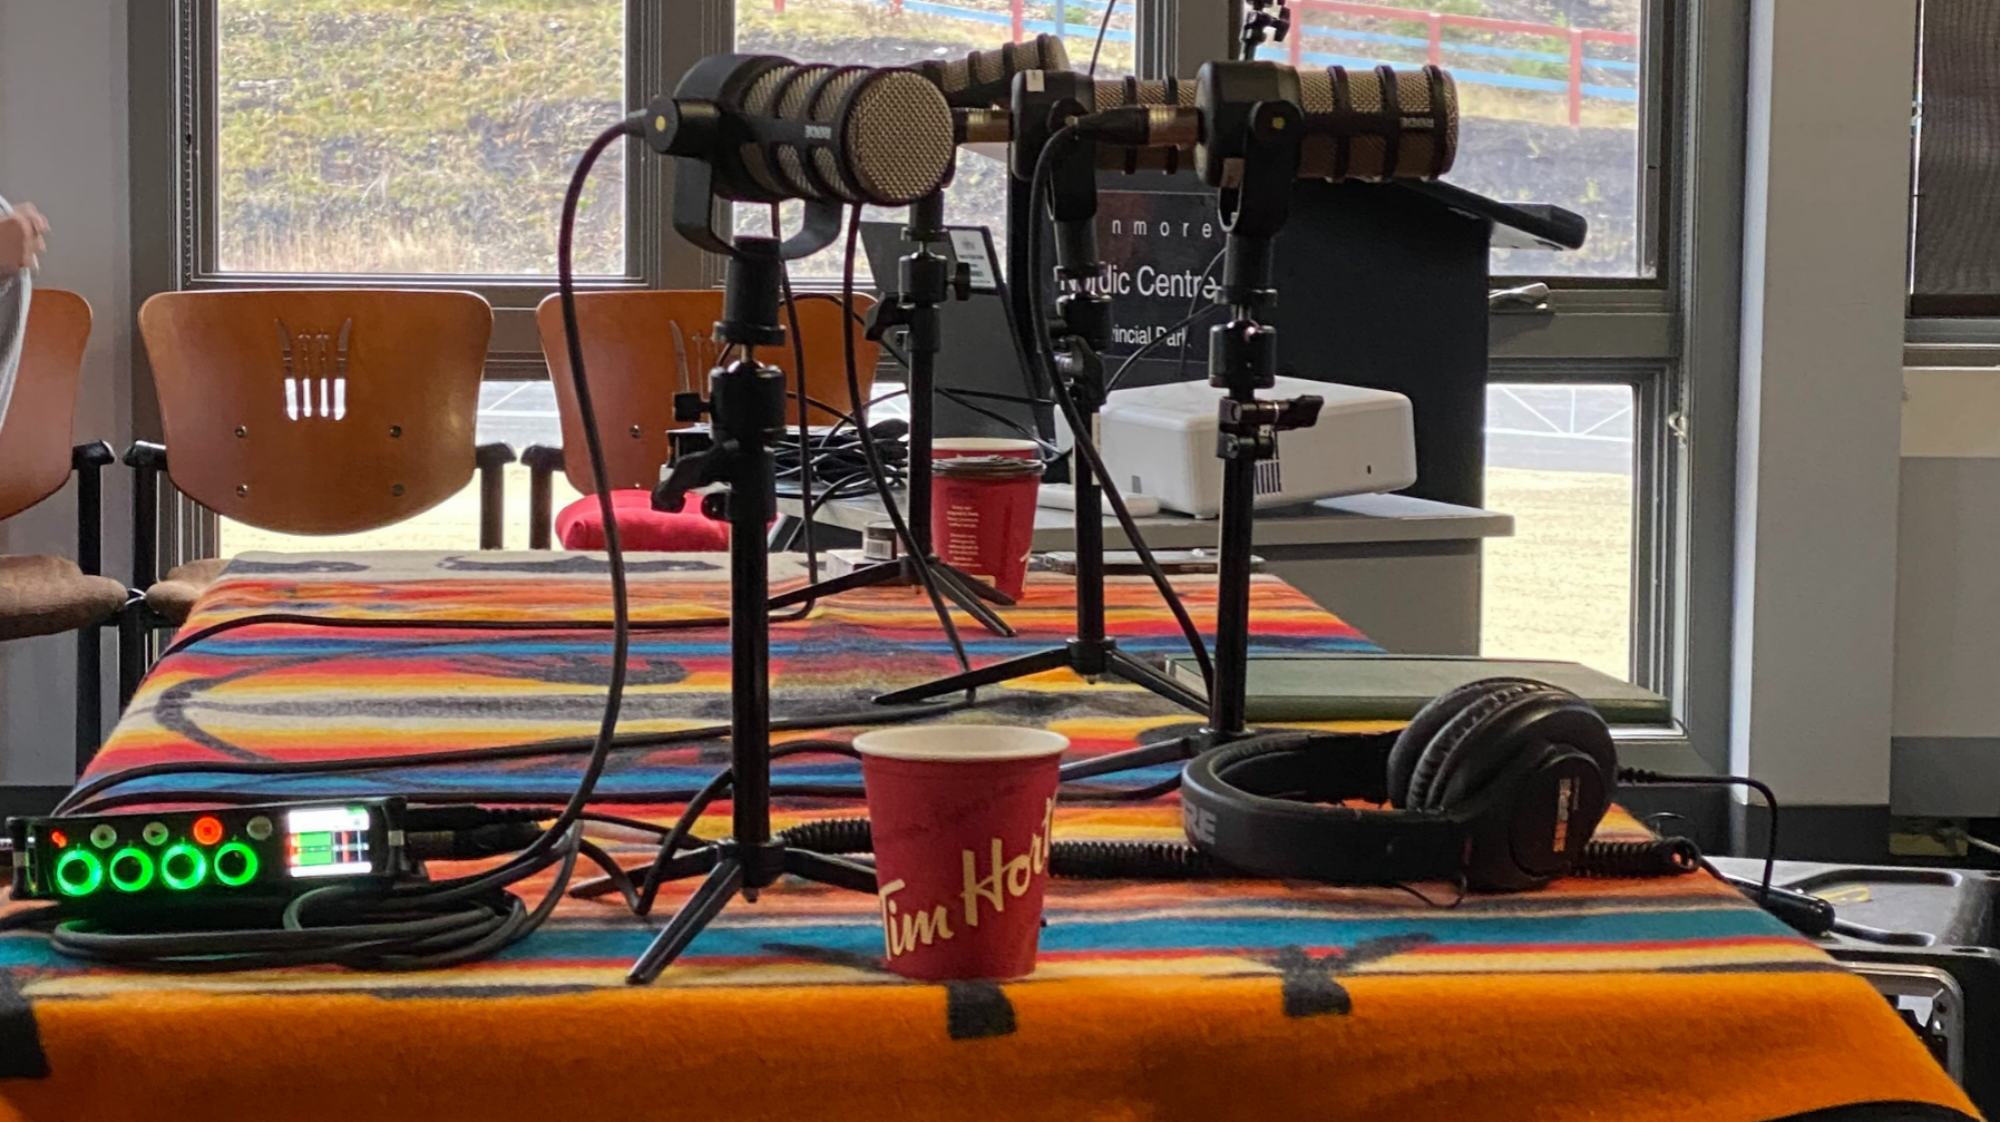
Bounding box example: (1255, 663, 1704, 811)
(1909, 0, 2000, 317)
(1281, 0, 1650, 277)
(190, 0, 676, 556)
(214, 0, 629, 277)
(735, 0, 1139, 279)
(1481, 384, 1634, 678)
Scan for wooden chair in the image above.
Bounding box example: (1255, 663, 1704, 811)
(126, 289, 510, 688)
(0, 289, 129, 769)
(523, 290, 878, 548)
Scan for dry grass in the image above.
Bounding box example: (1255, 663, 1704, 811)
(223, 463, 1637, 681)
(1482, 465, 1631, 677)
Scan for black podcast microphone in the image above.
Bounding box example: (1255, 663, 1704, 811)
(642, 55, 958, 210)
(917, 33, 1071, 108)
(996, 62, 1459, 184)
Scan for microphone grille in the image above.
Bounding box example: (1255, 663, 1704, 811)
(1296, 64, 1458, 180)
(742, 63, 810, 197)
(837, 68, 956, 206)
(1090, 77, 1198, 109)
(777, 64, 839, 198)
(925, 34, 1071, 107)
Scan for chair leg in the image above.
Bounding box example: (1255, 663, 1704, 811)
(75, 621, 102, 774)
(117, 608, 146, 711)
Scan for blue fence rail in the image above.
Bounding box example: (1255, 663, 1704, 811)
(797, 0, 1642, 124)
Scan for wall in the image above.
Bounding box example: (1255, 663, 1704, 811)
(0, 0, 132, 787)
(1731, 0, 1915, 809)
(1890, 366, 2000, 816)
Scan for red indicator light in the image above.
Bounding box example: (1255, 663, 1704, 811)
(48, 830, 67, 849)
(191, 816, 225, 847)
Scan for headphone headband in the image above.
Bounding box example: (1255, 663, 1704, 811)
(1181, 737, 1470, 884)
(1178, 680, 1618, 891)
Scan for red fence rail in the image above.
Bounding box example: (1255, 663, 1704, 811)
(778, 0, 1641, 127)
(1288, 1, 1636, 125)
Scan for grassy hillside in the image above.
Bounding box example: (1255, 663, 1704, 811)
(217, 0, 625, 274)
(216, 0, 1639, 276)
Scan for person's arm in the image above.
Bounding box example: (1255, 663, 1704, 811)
(0, 202, 48, 271)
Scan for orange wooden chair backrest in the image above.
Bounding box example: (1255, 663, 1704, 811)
(535, 290, 879, 495)
(138, 289, 493, 535)
(0, 289, 91, 522)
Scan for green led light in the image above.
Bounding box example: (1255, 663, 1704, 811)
(53, 849, 103, 897)
(107, 847, 155, 893)
(212, 842, 258, 888)
(160, 844, 206, 891)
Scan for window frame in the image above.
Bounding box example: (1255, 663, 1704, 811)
(131, 0, 1747, 771)
(1171, 0, 1743, 771)
(164, 0, 714, 373)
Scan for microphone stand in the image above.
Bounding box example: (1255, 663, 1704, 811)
(767, 189, 1017, 637)
(1058, 84, 1321, 781)
(630, 234, 879, 984)
(878, 124, 1205, 713)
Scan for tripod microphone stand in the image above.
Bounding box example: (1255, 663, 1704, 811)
(629, 235, 879, 984)
(878, 118, 1205, 713)
(1059, 74, 1324, 781)
(767, 189, 1017, 638)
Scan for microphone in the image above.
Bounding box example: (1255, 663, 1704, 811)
(918, 34, 1071, 108)
(1006, 72, 1204, 180)
(644, 55, 957, 208)
(998, 64, 1455, 182)
(1198, 61, 1459, 182)
(1292, 63, 1458, 180)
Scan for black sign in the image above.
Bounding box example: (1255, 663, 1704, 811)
(1094, 176, 1224, 388)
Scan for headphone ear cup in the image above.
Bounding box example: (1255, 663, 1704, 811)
(1425, 688, 1610, 813)
(1404, 683, 1543, 811)
(1386, 677, 1547, 808)
(1426, 688, 1618, 892)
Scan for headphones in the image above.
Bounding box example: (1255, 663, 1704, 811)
(1179, 678, 1617, 892)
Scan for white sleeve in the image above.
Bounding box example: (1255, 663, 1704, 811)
(0, 196, 26, 436)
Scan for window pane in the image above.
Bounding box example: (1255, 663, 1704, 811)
(215, 0, 627, 276)
(1910, 0, 2000, 313)
(1287, 0, 1646, 277)
(1481, 384, 1633, 678)
(736, 0, 1136, 279)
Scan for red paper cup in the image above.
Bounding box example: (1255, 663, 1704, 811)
(931, 455, 1042, 600)
(854, 725, 1069, 982)
(931, 437, 1040, 461)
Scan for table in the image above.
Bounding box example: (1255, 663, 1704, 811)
(778, 491, 1514, 656)
(0, 552, 1970, 1122)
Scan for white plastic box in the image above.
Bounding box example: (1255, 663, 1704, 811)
(1097, 376, 1417, 519)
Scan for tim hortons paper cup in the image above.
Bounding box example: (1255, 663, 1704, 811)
(931, 454, 1043, 599)
(853, 725, 1069, 981)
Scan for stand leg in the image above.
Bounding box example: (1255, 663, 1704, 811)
(767, 561, 905, 608)
(874, 646, 1074, 705)
(768, 555, 1016, 636)
(929, 564, 1016, 635)
(1208, 446, 1258, 738)
(932, 561, 1016, 607)
(627, 856, 744, 984)
(1107, 647, 1209, 712)
(783, 848, 879, 894)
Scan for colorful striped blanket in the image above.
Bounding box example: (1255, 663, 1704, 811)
(0, 552, 1972, 1122)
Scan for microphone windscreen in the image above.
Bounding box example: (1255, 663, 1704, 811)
(749, 64, 955, 206)
(834, 68, 957, 205)
(1294, 64, 1458, 180)
(923, 34, 1072, 107)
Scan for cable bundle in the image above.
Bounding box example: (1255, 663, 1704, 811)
(774, 419, 910, 502)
